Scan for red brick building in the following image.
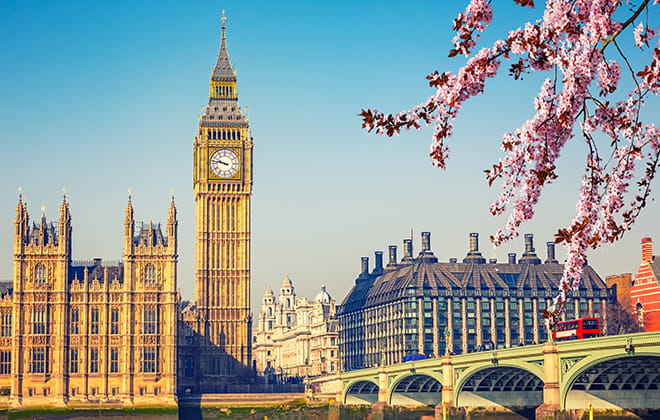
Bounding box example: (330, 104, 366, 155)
(630, 237, 660, 331)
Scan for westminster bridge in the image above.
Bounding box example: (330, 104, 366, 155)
(339, 331, 660, 416)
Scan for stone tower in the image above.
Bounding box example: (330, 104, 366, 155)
(192, 12, 253, 387)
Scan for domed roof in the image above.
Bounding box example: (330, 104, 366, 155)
(263, 286, 274, 297)
(280, 274, 293, 290)
(315, 285, 332, 303)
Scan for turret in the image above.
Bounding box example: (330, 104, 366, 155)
(58, 194, 72, 257)
(167, 195, 178, 252)
(124, 193, 135, 254)
(14, 194, 29, 253)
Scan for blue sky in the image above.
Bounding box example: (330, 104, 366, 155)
(1, 1, 659, 311)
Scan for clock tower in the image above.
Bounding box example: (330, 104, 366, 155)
(192, 12, 253, 386)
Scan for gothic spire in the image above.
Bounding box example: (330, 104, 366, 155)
(213, 10, 235, 80)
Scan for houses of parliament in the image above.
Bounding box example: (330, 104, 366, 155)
(0, 15, 253, 407)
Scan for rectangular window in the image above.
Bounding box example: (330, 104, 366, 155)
(1, 312, 11, 337)
(141, 347, 158, 373)
(30, 347, 48, 374)
(143, 308, 158, 335)
(90, 348, 99, 373)
(111, 308, 120, 335)
(31, 308, 47, 335)
(90, 308, 99, 334)
(70, 308, 79, 335)
(110, 348, 119, 373)
(0, 351, 11, 375)
(70, 349, 79, 374)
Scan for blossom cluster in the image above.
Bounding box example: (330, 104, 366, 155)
(360, 0, 660, 327)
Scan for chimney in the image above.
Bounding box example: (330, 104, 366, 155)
(373, 251, 384, 274)
(469, 232, 478, 253)
(361, 257, 369, 274)
(489, 258, 497, 264)
(545, 242, 558, 264)
(463, 232, 486, 264)
(641, 237, 653, 263)
(421, 232, 431, 252)
(520, 234, 541, 265)
(401, 239, 413, 264)
(449, 258, 457, 263)
(508, 253, 517, 264)
(387, 245, 398, 268)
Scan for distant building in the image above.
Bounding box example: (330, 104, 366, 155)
(631, 238, 660, 331)
(606, 273, 633, 309)
(253, 276, 338, 381)
(338, 232, 613, 371)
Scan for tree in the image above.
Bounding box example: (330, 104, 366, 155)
(360, 0, 660, 327)
(605, 299, 643, 335)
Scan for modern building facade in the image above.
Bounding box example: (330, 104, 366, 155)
(179, 14, 254, 393)
(253, 276, 339, 381)
(1, 195, 178, 407)
(338, 232, 613, 371)
(630, 237, 660, 331)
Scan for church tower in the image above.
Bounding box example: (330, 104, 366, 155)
(192, 12, 253, 385)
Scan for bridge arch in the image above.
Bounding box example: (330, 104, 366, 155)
(456, 364, 544, 412)
(562, 353, 660, 410)
(389, 373, 443, 406)
(343, 379, 379, 405)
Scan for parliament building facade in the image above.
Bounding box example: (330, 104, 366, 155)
(0, 15, 255, 407)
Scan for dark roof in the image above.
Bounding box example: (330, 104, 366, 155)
(69, 260, 123, 284)
(0, 282, 12, 297)
(339, 258, 608, 314)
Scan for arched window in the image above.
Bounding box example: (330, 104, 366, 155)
(268, 307, 273, 316)
(34, 263, 46, 283)
(145, 264, 156, 284)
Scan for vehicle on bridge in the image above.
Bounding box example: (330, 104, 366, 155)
(553, 317, 600, 341)
(402, 353, 427, 362)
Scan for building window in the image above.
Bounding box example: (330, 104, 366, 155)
(184, 357, 194, 378)
(141, 347, 158, 373)
(70, 308, 79, 335)
(90, 308, 99, 334)
(111, 387, 118, 396)
(110, 348, 119, 373)
(0, 351, 11, 375)
(1, 312, 11, 337)
(34, 263, 46, 283)
(31, 308, 47, 335)
(90, 348, 99, 373)
(30, 347, 48, 374)
(111, 308, 120, 335)
(70, 349, 79, 374)
(143, 308, 158, 335)
(145, 264, 156, 284)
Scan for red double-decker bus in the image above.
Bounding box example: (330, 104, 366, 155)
(552, 317, 601, 341)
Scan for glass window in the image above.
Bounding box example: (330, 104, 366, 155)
(70, 349, 79, 374)
(143, 308, 158, 335)
(31, 308, 47, 335)
(141, 347, 158, 373)
(145, 264, 156, 284)
(90, 308, 99, 334)
(1, 312, 11, 337)
(34, 263, 46, 283)
(90, 348, 99, 373)
(31, 347, 48, 374)
(70, 308, 79, 335)
(111, 309, 120, 335)
(110, 348, 119, 373)
(0, 351, 11, 375)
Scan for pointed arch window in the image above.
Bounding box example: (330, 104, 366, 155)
(34, 263, 46, 283)
(145, 264, 156, 284)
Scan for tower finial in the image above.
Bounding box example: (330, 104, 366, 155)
(221, 10, 227, 27)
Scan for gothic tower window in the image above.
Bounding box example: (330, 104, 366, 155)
(110, 348, 119, 373)
(89, 348, 99, 373)
(90, 308, 100, 334)
(1, 312, 11, 337)
(0, 351, 10, 375)
(30, 308, 47, 335)
(141, 347, 158, 373)
(70, 308, 79, 335)
(143, 308, 159, 334)
(110, 308, 120, 334)
(34, 263, 46, 283)
(30, 347, 48, 374)
(145, 264, 157, 284)
(70, 349, 79, 374)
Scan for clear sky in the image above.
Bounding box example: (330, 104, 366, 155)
(1, 1, 659, 312)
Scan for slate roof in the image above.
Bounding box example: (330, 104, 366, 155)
(69, 259, 124, 284)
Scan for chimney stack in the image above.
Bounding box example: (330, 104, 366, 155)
(642, 237, 653, 263)
(489, 258, 497, 264)
(463, 232, 486, 264)
(373, 251, 384, 274)
(524, 234, 535, 253)
(508, 253, 517, 264)
(469, 232, 479, 252)
(361, 257, 369, 274)
(545, 242, 558, 264)
(421, 232, 431, 252)
(387, 245, 398, 268)
(449, 258, 457, 263)
(401, 239, 413, 264)
(520, 234, 541, 264)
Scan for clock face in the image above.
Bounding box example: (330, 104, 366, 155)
(210, 149, 240, 178)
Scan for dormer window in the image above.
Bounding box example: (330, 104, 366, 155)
(34, 263, 46, 283)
